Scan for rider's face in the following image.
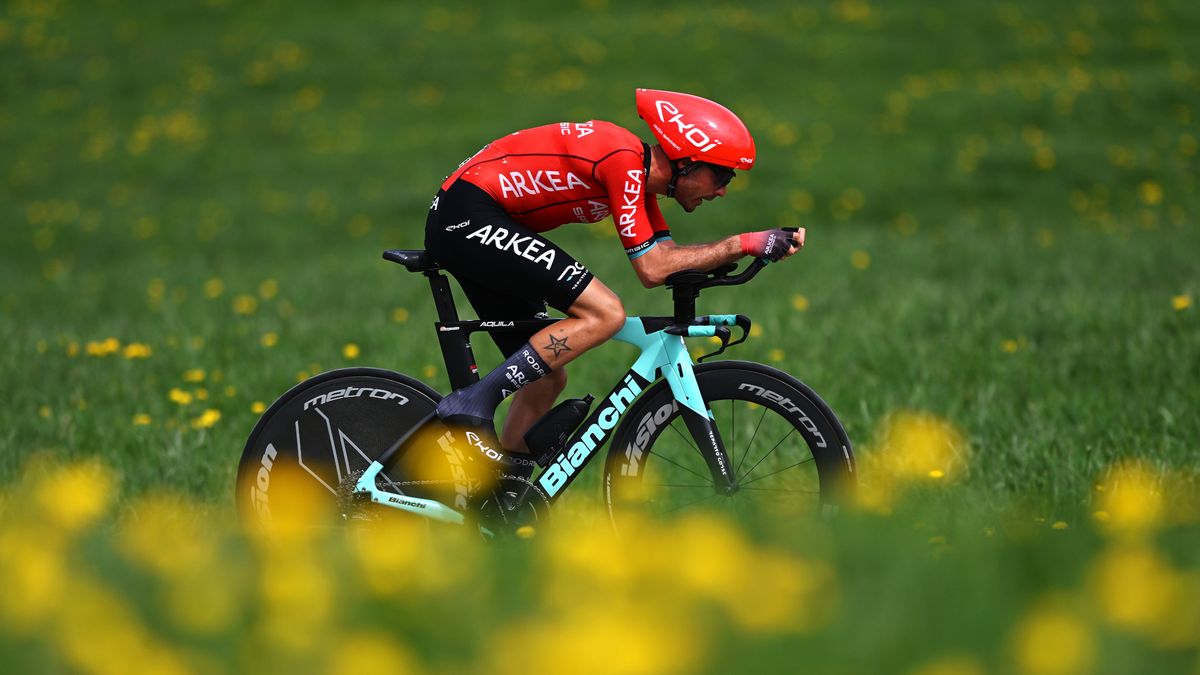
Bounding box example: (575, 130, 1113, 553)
(674, 162, 735, 213)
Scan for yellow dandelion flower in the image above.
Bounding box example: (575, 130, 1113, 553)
(1052, 521, 1068, 530)
(329, 633, 420, 675)
(851, 250, 870, 270)
(66, 341, 79, 357)
(251, 401, 266, 414)
(191, 409, 221, 429)
(1172, 294, 1191, 311)
(422, 364, 437, 379)
(36, 460, 115, 532)
(392, 307, 410, 323)
(232, 294, 258, 315)
(261, 332, 279, 348)
(1011, 604, 1095, 675)
(343, 343, 360, 359)
(203, 278, 224, 299)
(258, 278, 279, 300)
(1097, 461, 1164, 536)
(928, 469, 945, 479)
(39, 405, 52, 419)
(194, 388, 208, 401)
(768, 348, 785, 362)
(132, 414, 152, 426)
(749, 324, 763, 337)
(168, 388, 193, 405)
(122, 343, 152, 359)
(1002, 339, 1019, 353)
(791, 294, 810, 311)
(224, 386, 236, 398)
(85, 337, 121, 357)
(1089, 544, 1180, 634)
(294, 86, 324, 112)
(1138, 181, 1163, 206)
(183, 368, 206, 383)
(1033, 146, 1056, 170)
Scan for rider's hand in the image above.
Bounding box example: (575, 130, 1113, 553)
(739, 227, 805, 262)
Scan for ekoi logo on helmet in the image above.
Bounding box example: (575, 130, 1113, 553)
(636, 88, 757, 170)
(653, 99, 721, 153)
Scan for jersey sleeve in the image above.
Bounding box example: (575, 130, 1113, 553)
(597, 149, 665, 259)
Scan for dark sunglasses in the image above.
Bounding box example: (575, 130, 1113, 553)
(704, 163, 736, 188)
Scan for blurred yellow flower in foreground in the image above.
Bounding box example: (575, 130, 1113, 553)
(1010, 601, 1095, 675)
(36, 459, 115, 532)
(1173, 294, 1192, 311)
(1089, 544, 1178, 634)
(56, 577, 193, 675)
(856, 411, 969, 514)
(0, 526, 67, 631)
(1095, 461, 1164, 537)
(491, 601, 700, 675)
(330, 632, 423, 675)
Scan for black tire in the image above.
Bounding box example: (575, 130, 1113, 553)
(235, 368, 442, 527)
(603, 361, 855, 526)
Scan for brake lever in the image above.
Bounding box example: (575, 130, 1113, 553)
(697, 326, 732, 363)
(726, 315, 752, 348)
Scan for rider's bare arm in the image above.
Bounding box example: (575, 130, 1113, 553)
(630, 228, 805, 288)
(629, 237, 742, 288)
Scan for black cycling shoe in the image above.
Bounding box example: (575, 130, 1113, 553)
(438, 414, 536, 482)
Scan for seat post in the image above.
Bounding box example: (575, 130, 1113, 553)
(424, 269, 461, 323)
(424, 270, 480, 391)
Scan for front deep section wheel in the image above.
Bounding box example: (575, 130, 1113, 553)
(603, 361, 855, 526)
(236, 368, 441, 527)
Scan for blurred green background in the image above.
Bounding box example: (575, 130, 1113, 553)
(2, 0, 1198, 673)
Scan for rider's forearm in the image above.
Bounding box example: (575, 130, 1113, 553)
(643, 237, 742, 286)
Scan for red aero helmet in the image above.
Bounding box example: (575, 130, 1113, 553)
(636, 88, 756, 170)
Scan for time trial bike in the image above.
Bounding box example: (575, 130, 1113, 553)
(235, 248, 856, 535)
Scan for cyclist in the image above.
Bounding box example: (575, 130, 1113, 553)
(425, 88, 804, 477)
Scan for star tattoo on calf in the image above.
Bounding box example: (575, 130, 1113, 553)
(545, 333, 571, 358)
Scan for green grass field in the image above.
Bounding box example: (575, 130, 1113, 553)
(2, 0, 1199, 673)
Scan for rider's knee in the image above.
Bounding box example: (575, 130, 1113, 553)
(545, 366, 568, 392)
(590, 289, 626, 337)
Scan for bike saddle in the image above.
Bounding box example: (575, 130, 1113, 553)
(382, 249, 441, 273)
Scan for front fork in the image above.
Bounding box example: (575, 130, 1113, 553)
(659, 321, 739, 494)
